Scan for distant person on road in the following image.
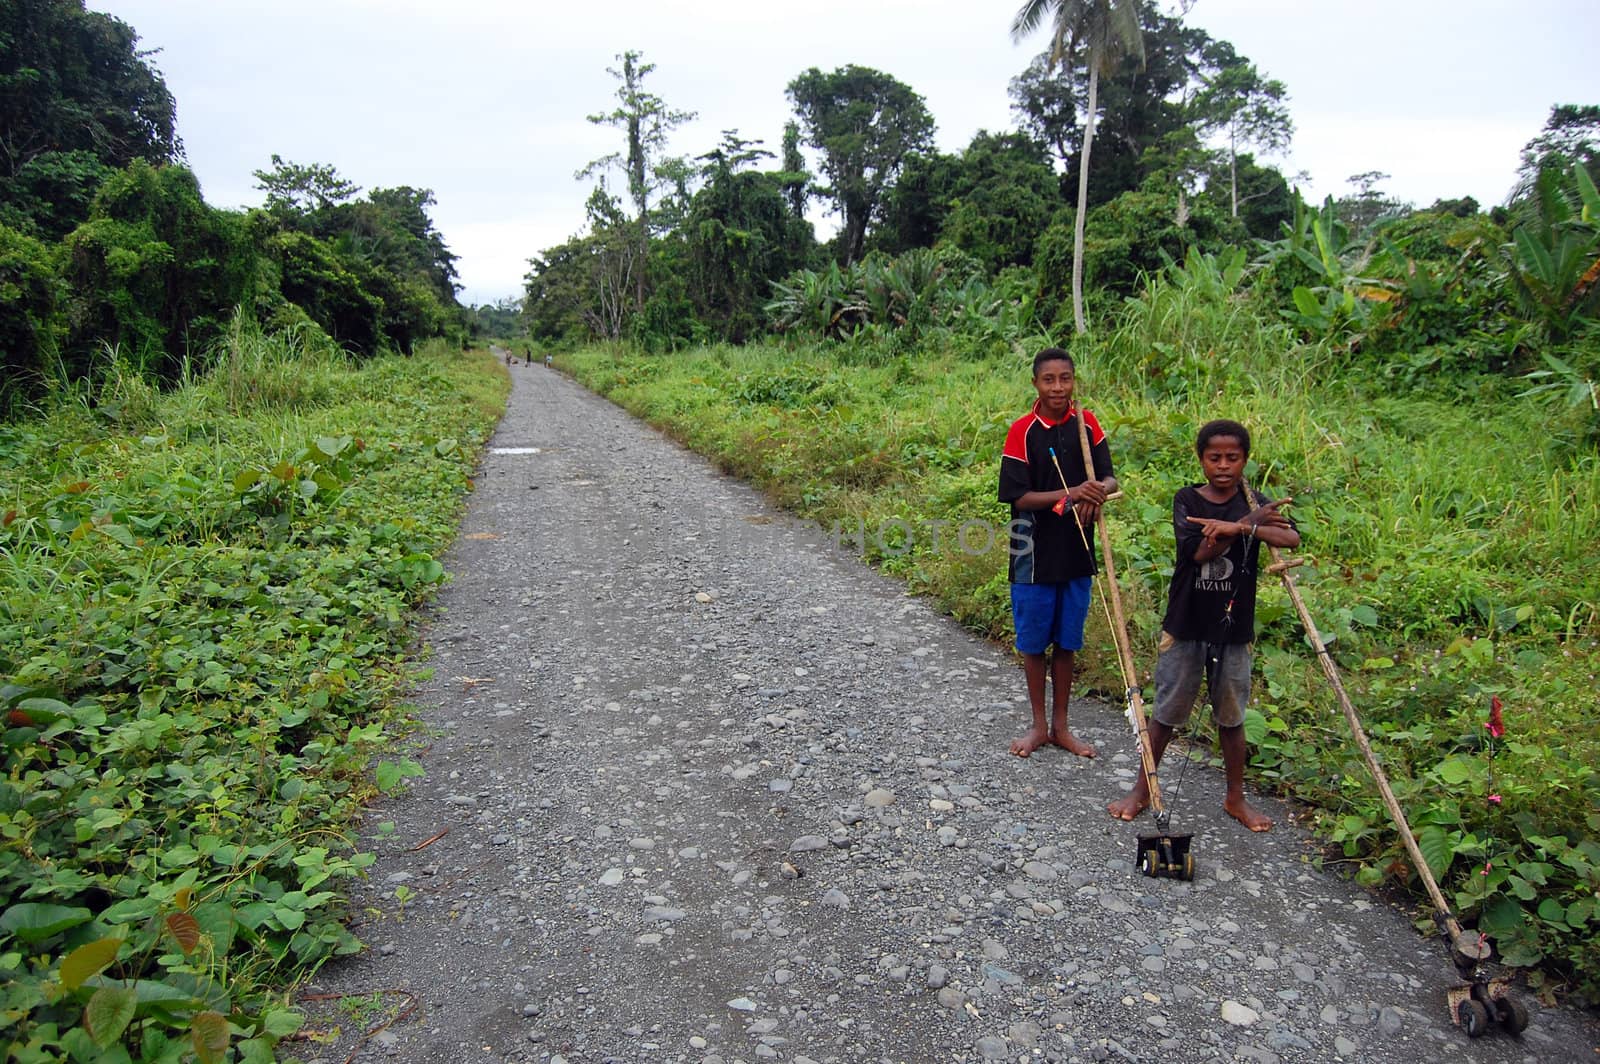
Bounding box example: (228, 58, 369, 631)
(998, 347, 1117, 759)
(1107, 419, 1297, 832)
(544, 352, 553, 369)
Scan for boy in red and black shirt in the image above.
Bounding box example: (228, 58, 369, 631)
(998, 348, 1117, 759)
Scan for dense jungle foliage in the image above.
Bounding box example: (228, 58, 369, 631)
(0, 1, 469, 417)
(0, 335, 504, 1061)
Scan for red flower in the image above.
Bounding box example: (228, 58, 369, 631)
(1488, 794, 1502, 805)
(1485, 696, 1506, 739)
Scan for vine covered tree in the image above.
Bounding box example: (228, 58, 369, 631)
(1011, 0, 1144, 334)
(787, 65, 935, 264)
(578, 49, 697, 316)
(0, 0, 180, 238)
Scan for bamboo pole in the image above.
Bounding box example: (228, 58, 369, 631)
(1240, 479, 1484, 960)
(1073, 413, 1168, 818)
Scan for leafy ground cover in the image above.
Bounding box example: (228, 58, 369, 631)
(563, 316, 1600, 1000)
(0, 331, 505, 1062)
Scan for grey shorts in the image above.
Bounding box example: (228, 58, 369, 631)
(1152, 631, 1251, 729)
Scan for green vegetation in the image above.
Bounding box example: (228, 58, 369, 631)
(561, 239, 1600, 996)
(0, 2, 468, 416)
(0, 334, 506, 1061)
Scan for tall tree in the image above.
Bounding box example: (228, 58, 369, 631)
(787, 65, 935, 264)
(578, 50, 696, 314)
(1011, 0, 1144, 334)
(1513, 104, 1600, 201)
(0, 0, 180, 236)
(252, 154, 361, 219)
(1008, 53, 1078, 171)
(580, 50, 697, 224)
(779, 120, 811, 219)
(1336, 170, 1410, 239)
(1190, 41, 1292, 219)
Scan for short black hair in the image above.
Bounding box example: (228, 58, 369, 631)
(1196, 419, 1250, 457)
(1032, 346, 1074, 377)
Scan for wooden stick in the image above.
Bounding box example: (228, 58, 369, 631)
(1240, 478, 1471, 946)
(1073, 412, 1168, 818)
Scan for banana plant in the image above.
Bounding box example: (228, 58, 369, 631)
(1500, 163, 1600, 341)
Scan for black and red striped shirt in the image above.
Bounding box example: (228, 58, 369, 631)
(998, 401, 1114, 583)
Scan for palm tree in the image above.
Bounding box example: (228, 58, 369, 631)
(1011, 0, 1144, 334)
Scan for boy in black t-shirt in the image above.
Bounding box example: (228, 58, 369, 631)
(1107, 419, 1297, 831)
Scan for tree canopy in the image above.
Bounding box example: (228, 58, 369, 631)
(787, 65, 935, 264)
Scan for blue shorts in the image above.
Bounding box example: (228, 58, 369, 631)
(1010, 579, 1092, 655)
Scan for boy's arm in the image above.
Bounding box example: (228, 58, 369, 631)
(1185, 497, 1300, 554)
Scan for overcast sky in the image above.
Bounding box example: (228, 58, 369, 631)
(91, 0, 1598, 307)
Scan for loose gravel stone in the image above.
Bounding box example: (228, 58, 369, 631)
(1221, 1001, 1260, 1027)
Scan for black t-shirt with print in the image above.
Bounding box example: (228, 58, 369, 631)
(1161, 485, 1293, 644)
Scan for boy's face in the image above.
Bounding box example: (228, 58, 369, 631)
(1199, 434, 1247, 493)
(1032, 358, 1075, 420)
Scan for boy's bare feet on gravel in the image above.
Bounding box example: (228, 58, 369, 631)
(1225, 794, 1273, 832)
(1009, 725, 1050, 757)
(1107, 790, 1149, 821)
(1050, 731, 1096, 758)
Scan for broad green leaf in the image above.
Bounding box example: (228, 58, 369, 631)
(233, 468, 261, 492)
(0, 902, 93, 942)
(94, 523, 136, 547)
(1537, 898, 1569, 927)
(1416, 825, 1453, 880)
(85, 985, 138, 1048)
(316, 435, 352, 458)
(1434, 758, 1470, 786)
(192, 903, 236, 955)
(1478, 896, 1526, 935)
(192, 1010, 230, 1064)
(1514, 227, 1557, 286)
(60, 936, 123, 990)
(1574, 162, 1600, 220)
(1566, 897, 1594, 927)
(237, 1037, 277, 1064)
(1241, 707, 1266, 745)
(261, 1008, 303, 1037)
(375, 761, 402, 792)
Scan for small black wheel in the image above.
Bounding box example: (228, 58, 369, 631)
(1459, 998, 1490, 1038)
(1495, 993, 1529, 1034)
(1181, 852, 1195, 881)
(1139, 849, 1158, 877)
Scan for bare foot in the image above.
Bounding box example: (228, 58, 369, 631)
(1009, 725, 1049, 758)
(1107, 791, 1148, 821)
(1224, 794, 1273, 832)
(1050, 732, 1097, 758)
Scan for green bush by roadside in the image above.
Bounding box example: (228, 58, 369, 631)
(0, 333, 506, 1061)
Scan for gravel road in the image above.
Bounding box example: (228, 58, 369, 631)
(299, 362, 1600, 1064)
